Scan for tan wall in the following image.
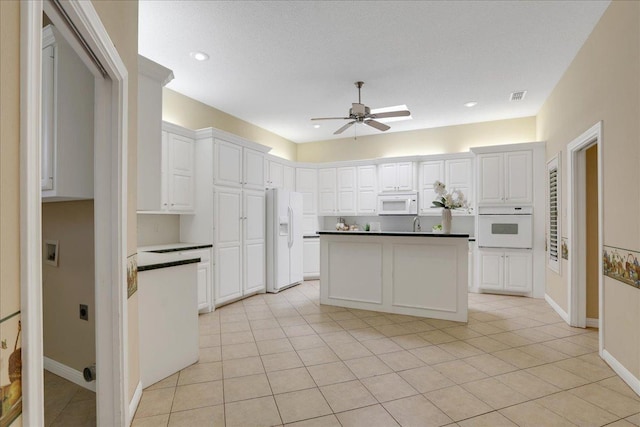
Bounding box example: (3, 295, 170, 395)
(297, 117, 536, 163)
(536, 1, 640, 378)
(92, 0, 141, 402)
(42, 201, 96, 371)
(0, 1, 23, 426)
(585, 145, 599, 319)
(163, 89, 297, 160)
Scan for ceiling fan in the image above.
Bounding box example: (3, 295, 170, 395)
(311, 81, 411, 135)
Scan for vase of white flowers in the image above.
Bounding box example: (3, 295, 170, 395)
(432, 180, 468, 234)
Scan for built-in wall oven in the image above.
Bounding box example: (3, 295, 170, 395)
(477, 206, 533, 249)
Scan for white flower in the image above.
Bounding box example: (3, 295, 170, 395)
(433, 180, 446, 196)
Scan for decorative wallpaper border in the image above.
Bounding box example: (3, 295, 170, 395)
(603, 245, 640, 289)
(127, 253, 138, 299)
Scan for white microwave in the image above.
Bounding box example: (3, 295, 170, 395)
(378, 192, 418, 216)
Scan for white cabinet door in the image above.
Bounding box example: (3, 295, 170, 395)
(214, 140, 243, 188)
(337, 167, 356, 215)
(379, 163, 398, 192)
(396, 162, 414, 191)
(303, 238, 320, 279)
(477, 153, 504, 205)
(243, 148, 265, 190)
(318, 168, 337, 215)
(296, 167, 318, 214)
(244, 190, 266, 294)
(283, 165, 295, 191)
(478, 250, 504, 291)
(196, 263, 210, 311)
(357, 165, 378, 215)
(214, 188, 243, 304)
(41, 43, 55, 191)
(503, 251, 532, 292)
(167, 133, 195, 212)
(268, 161, 284, 189)
(504, 151, 532, 204)
(419, 161, 444, 214)
(446, 158, 472, 210)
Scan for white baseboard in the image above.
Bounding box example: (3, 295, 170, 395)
(586, 317, 599, 328)
(602, 349, 640, 397)
(128, 381, 143, 426)
(544, 293, 569, 324)
(44, 357, 96, 392)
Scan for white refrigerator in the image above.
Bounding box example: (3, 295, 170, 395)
(266, 188, 304, 292)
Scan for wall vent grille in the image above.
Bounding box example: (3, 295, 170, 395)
(510, 91, 527, 101)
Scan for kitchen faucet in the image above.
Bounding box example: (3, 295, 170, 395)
(413, 216, 421, 232)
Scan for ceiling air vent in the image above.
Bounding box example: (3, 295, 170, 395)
(510, 91, 527, 101)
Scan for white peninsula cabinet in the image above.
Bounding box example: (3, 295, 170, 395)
(379, 162, 414, 192)
(419, 157, 472, 215)
(477, 249, 532, 294)
(41, 25, 94, 201)
(477, 151, 532, 205)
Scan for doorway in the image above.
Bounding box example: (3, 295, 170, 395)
(566, 121, 603, 354)
(21, 1, 129, 425)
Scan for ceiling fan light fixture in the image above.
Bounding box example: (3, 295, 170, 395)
(464, 101, 478, 108)
(189, 51, 209, 61)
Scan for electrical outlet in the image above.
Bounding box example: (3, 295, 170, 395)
(79, 304, 89, 321)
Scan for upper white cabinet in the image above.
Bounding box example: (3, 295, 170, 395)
(336, 167, 357, 216)
(296, 168, 318, 214)
(164, 130, 195, 212)
(477, 151, 532, 205)
(379, 162, 414, 192)
(419, 158, 472, 214)
(41, 25, 95, 202)
(318, 168, 337, 215)
(214, 139, 265, 190)
(357, 165, 378, 215)
(418, 161, 444, 214)
(265, 160, 295, 191)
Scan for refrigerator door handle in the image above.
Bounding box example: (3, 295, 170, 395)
(288, 206, 294, 248)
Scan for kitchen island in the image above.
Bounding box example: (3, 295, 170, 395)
(318, 231, 469, 322)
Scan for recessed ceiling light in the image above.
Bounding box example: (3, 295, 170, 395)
(313, 124, 321, 129)
(189, 51, 209, 61)
(464, 101, 478, 108)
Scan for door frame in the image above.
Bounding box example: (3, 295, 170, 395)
(566, 121, 603, 352)
(20, 1, 129, 425)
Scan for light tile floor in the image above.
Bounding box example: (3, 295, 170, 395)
(132, 281, 640, 427)
(44, 370, 96, 426)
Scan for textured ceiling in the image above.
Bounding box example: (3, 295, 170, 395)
(139, 1, 610, 143)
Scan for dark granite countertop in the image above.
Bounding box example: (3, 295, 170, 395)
(139, 243, 213, 253)
(137, 252, 201, 272)
(317, 231, 470, 238)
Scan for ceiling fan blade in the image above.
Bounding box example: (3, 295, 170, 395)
(334, 121, 355, 135)
(368, 110, 411, 119)
(311, 117, 350, 121)
(364, 119, 391, 132)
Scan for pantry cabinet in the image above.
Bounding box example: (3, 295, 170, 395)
(213, 188, 265, 305)
(477, 151, 532, 205)
(477, 249, 532, 293)
(379, 162, 414, 192)
(41, 25, 95, 201)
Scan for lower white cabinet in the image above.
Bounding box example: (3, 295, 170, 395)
(303, 237, 320, 279)
(213, 187, 265, 306)
(179, 248, 212, 313)
(478, 249, 532, 293)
